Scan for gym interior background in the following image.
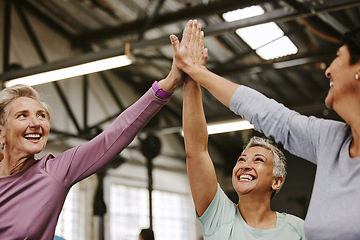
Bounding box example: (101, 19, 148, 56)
(1, 0, 359, 239)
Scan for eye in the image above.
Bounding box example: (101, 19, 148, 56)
(38, 113, 46, 119)
(237, 157, 245, 162)
(255, 157, 264, 162)
(17, 113, 26, 119)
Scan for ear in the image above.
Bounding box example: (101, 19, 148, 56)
(0, 125, 5, 145)
(272, 176, 284, 191)
(354, 63, 360, 80)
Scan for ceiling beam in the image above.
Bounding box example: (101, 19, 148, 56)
(75, 0, 360, 44)
(2, 0, 357, 82)
(75, 0, 272, 44)
(20, 0, 76, 41)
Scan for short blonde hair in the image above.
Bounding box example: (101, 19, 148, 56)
(0, 84, 51, 126)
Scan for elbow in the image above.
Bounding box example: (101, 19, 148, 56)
(185, 146, 208, 160)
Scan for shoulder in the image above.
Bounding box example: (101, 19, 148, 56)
(278, 212, 305, 231)
(199, 184, 237, 221)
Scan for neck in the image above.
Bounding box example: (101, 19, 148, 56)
(238, 194, 276, 229)
(0, 153, 35, 177)
(333, 96, 360, 158)
(350, 128, 360, 158)
(340, 109, 360, 158)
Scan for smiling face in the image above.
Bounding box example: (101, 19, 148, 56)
(232, 146, 282, 198)
(0, 97, 50, 159)
(325, 45, 360, 110)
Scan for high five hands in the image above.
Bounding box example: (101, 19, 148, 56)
(170, 20, 208, 77)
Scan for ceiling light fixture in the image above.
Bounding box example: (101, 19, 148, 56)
(207, 119, 254, 135)
(181, 119, 254, 136)
(4, 42, 133, 87)
(223, 6, 298, 60)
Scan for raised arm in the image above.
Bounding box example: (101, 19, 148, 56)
(183, 79, 218, 217)
(178, 21, 217, 216)
(48, 55, 184, 186)
(171, 20, 239, 108)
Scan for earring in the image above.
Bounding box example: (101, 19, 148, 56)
(0, 142, 3, 150)
(356, 74, 359, 80)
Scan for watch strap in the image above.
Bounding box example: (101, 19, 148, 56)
(152, 81, 173, 99)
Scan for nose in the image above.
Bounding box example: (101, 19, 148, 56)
(325, 66, 331, 79)
(236, 160, 253, 170)
(240, 165, 252, 171)
(29, 116, 41, 128)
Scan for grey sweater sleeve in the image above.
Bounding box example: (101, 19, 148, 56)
(229, 85, 322, 164)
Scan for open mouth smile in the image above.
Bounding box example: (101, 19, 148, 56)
(238, 173, 256, 182)
(24, 133, 42, 140)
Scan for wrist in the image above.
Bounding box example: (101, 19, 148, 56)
(152, 81, 173, 99)
(183, 64, 206, 79)
(158, 73, 182, 94)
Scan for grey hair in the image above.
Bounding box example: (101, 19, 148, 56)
(242, 136, 287, 198)
(0, 84, 51, 126)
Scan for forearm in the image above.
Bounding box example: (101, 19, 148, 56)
(157, 61, 184, 94)
(183, 79, 208, 155)
(183, 78, 218, 216)
(56, 87, 168, 185)
(183, 65, 239, 108)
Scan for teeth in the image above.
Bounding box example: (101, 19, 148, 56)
(24, 134, 41, 139)
(239, 174, 253, 181)
(330, 81, 334, 88)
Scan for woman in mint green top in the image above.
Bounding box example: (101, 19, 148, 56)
(179, 20, 305, 240)
(199, 183, 305, 239)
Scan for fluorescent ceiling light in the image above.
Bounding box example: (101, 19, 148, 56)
(222, 5, 264, 21)
(236, 22, 298, 60)
(5, 55, 133, 87)
(256, 36, 298, 60)
(223, 6, 298, 60)
(207, 119, 254, 135)
(181, 119, 254, 136)
(236, 22, 284, 49)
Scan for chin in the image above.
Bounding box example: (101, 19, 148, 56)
(324, 96, 333, 109)
(325, 102, 332, 109)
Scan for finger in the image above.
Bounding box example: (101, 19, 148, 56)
(200, 31, 204, 49)
(202, 48, 208, 66)
(181, 19, 193, 46)
(194, 22, 201, 46)
(193, 23, 203, 62)
(199, 30, 205, 55)
(188, 20, 198, 47)
(170, 35, 180, 52)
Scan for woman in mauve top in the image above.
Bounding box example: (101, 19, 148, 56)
(0, 60, 183, 239)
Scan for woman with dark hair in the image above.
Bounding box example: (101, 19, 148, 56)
(172, 19, 360, 240)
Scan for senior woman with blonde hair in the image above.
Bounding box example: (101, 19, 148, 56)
(0, 60, 183, 239)
(173, 19, 360, 240)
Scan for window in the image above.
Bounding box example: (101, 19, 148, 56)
(109, 184, 196, 240)
(55, 184, 80, 240)
(109, 185, 149, 240)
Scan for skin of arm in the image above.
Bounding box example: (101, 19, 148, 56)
(157, 59, 184, 94)
(179, 22, 217, 216)
(183, 77, 218, 217)
(171, 20, 239, 108)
